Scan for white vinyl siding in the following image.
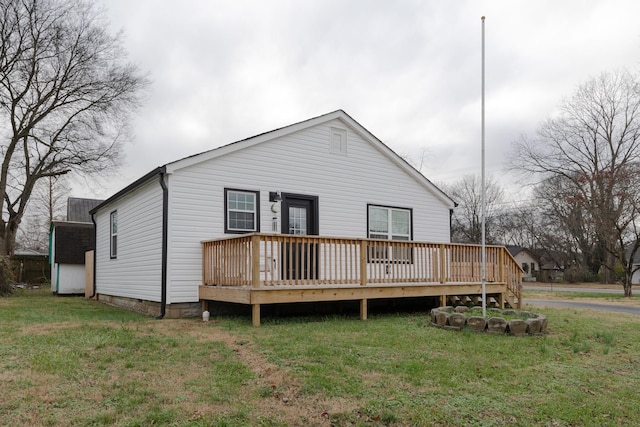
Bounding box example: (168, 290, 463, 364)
(95, 179, 163, 302)
(164, 118, 451, 303)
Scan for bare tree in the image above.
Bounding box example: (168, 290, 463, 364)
(510, 70, 640, 296)
(532, 176, 603, 278)
(443, 174, 504, 244)
(16, 174, 69, 251)
(0, 0, 148, 261)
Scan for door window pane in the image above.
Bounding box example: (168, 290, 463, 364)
(289, 207, 307, 235)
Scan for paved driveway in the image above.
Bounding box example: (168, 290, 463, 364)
(523, 284, 640, 315)
(523, 285, 622, 294)
(526, 299, 640, 316)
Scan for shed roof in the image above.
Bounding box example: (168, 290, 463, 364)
(67, 198, 103, 223)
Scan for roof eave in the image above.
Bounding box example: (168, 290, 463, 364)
(90, 166, 166, 214)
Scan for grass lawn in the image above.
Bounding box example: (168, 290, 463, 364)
(2, 286, 640, 426)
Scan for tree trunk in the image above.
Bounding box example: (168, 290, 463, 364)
(0, 224, 19, 295)
(0, 256, 13, 296)
(623, 282, 633, 298)
(0, 232, 11, 257)
(1, 221, 19, 257)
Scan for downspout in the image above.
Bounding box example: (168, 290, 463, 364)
(156, 168, 169, 319)
(449, 209, 454, 242)
(90, 214, 97, 298)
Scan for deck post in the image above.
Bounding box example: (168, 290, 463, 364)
(499, 248, 505, 283)
(252, 304, 261, 326)
(496, 292, 504, 309)
(360, 298, 368, 320)
(251, 234, 260, 289)
(439, 244, 446, 283)
(360, 239, 367, 286)
(440, 294, 447, 307)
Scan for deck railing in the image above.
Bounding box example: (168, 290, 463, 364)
(202, 233, 522, 301)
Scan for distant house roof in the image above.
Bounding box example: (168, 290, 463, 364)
(52, 221, 95, 264)
(506, 246, 539, 262)
(67, 197, 104, 223)
(14, 248, 48, 257)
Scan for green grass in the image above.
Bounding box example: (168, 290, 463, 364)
(2, 286, 640, 426)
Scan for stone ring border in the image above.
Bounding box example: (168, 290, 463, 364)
(430, 306, 548, 336)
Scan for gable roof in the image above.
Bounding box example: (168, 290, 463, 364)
(93, 110, 455, 212)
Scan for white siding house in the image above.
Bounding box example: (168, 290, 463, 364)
(507, 246, 540, 281)
(91, 110, 456, 317)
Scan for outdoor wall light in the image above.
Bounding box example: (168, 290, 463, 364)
(269, 191, 282, 202)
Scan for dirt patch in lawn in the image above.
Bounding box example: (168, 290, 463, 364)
(152, 320, 357, 426)
(8, 319, 357, 426)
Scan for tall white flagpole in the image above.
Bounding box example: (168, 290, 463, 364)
(481, 16, 487, 318)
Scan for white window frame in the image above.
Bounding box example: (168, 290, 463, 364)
(110, 210, 118, 259)
(367, 205, 412, 263)
(225, 189, 260, 233)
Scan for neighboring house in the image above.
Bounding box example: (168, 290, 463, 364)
(507, 246, 540, 281)
(90, 110, 457, 318)
(49, 198, 103, 294)
(626, 246, 640, 285)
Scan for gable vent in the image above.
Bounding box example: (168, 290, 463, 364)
(330, 127, 348, 156)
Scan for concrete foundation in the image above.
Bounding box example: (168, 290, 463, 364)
(97, 294, 201, 318)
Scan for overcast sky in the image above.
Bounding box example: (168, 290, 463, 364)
(79, 0, 640, 202)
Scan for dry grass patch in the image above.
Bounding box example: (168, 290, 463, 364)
(3, 286, 640, 425)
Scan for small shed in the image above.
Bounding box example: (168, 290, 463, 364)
(50, 221, 96, 294)
(48, 198, 103, 294)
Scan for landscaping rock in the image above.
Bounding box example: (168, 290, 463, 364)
(537, 315, 548, 333)
(448, 313, 467, 328)
(435, 311, 449, 326)
(467, 316, 486, 332)
(487, 317, 507, 334)
(526, 317, 543, 335)
(429, 306, 548, 336)
(508, 319, 527, 336)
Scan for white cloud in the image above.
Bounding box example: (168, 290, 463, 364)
(78, 0, 640, 201)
